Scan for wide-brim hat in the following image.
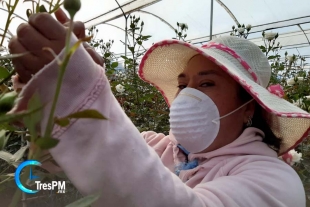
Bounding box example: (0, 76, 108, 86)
(138, 36, 310, 155)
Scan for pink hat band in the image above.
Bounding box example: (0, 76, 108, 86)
(202, 42, 260, 85)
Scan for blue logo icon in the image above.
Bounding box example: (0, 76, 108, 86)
(15, 160, 42, 194)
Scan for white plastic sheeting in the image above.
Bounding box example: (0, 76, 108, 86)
(0, 0, 309, 62)
(76, 0, 310, 61)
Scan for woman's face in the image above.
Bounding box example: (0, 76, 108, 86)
(177, 55, 255, 153)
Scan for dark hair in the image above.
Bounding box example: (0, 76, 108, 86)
(239, 86, 282, 153)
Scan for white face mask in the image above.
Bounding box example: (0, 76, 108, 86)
(169, 87, 253, 153)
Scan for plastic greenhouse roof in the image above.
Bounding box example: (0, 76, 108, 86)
(1, 0, 309, 64)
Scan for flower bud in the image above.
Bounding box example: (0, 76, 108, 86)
(64, 0, 81, 18)
(0, 91, 18, 113)
(264, 32, 278, 41)
(237, 28, 245, 34)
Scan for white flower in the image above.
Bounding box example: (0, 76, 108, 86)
(293, 99, 303, 107)
(0, 46, 5, 52)
(115, 84, 125, 93)
(287, 77, 304, 86)
(287, 78, 295, 86)
(289, 149, 302, 164)
(264, 32, 278, 41)
(286, 56, 294, 62)
(238, 28, 245, 33)
(282, 149, 302, 166)
(306, 95, 310, 100)
(246, 24, 252, 30)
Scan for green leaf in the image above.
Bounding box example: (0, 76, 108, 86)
(67, 109, 107, 120)
(106, 69, 116, 75)
(35, 137, 59, 150)
(26, 9, 32, 18)
(278, 64, 284, 70)
(111, 62, 118, 69)
(54, 117, 70, 127)
(0, 130, 9, 150)
(39, 5, 47, 13)
(36, 3, 40, 13)
(104, 53, 111, 58)
(0, 105, 42, 124)
(258, 45, 265, 50)
(268, 55, 278, 60)
(0, 123, 16, 131)
(0, 66, 9, 79)
(0, 91, 18, 113)
(128, 46, 135, 53)
(65, 193, 101, 207)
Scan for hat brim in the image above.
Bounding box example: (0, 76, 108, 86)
(138, 39, 310, 155)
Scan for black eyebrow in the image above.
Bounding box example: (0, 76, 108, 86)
(178, 70, 221, 79)
(178, 73, 186, 78)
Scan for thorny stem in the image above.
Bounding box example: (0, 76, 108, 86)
(131, 24, 139, 106)
(44, 19, 74, 138)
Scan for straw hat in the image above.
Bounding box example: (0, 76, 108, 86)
(138, 36, 310, 155)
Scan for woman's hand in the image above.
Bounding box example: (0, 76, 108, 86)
(8, 9, 103, 83)
(55, 9, 104, 67)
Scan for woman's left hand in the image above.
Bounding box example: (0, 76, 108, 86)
(9, 10, 103, 83)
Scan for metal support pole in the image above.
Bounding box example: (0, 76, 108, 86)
(125, 17, 128, 61)
(210, 0, 214, 40)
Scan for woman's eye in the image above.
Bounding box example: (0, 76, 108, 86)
(200, 82, 214, 87)
(177, 85, 187, 89)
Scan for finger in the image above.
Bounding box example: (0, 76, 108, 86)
(16, 23, 51, 57)
(72, 21, 85, 39)
(12, 61, 32, 83)
(63, 21, 86, 39)
(28, 13, 66, 40)
(9, 36, 43, 78)
(54, 8, 70, 24)
(85, 47, 104, 66)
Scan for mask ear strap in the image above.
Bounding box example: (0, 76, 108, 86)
(212, 99, 254, 124)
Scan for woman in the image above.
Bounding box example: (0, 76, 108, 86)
(9, 11, 310, 207)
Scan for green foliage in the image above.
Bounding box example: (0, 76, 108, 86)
(35, 137, 59, 150)
(55, 109, 107, 127)
(88, 19, 171, 134)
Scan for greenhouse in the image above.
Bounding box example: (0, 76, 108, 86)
(0, 0, 309, 206)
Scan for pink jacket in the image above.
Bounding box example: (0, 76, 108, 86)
(13, 35, 305, 207)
